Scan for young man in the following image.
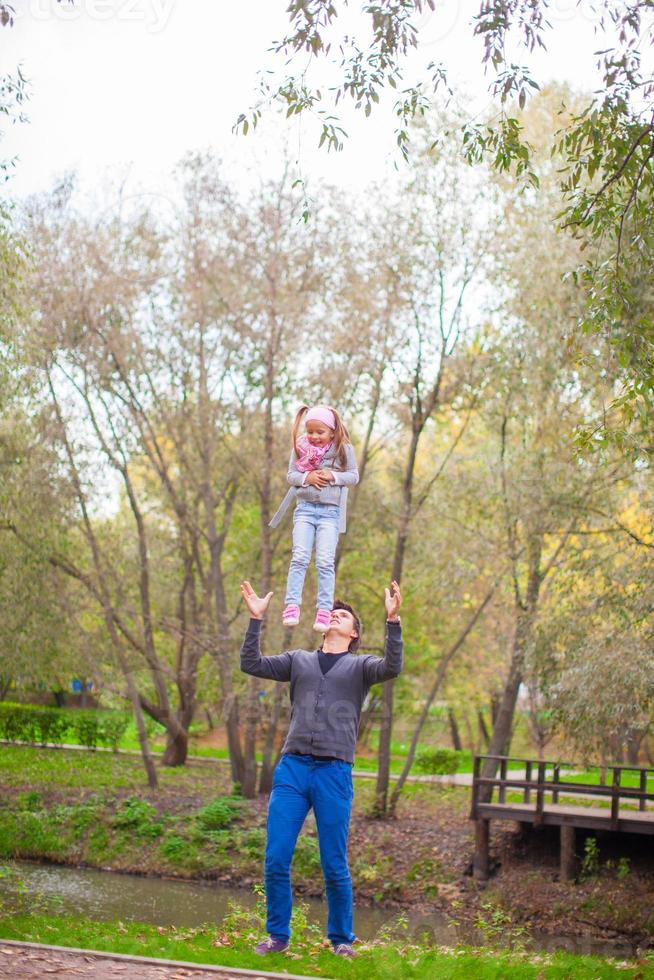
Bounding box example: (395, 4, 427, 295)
(239, 579, 403, 958)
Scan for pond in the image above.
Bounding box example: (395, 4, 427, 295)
(0, 860, 638, 959)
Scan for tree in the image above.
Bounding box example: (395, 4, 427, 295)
(473, 140, 635, 787)
(244, 1, 654, 444)
(323, 124, 497, 816)
(0, 359, 76, 701)
(530, 488, 654, 764)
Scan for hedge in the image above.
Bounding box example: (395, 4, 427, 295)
(0, 702, 130, 751)
(413, 746, 462, 775)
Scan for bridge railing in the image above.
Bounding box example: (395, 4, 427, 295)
(470, 754, 654, 830)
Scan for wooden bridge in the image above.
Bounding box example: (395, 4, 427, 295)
(470, 754, 654, 882)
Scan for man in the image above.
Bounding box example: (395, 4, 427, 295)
(239, 579, 403, 958)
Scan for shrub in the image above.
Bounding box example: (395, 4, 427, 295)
(160, 834, 193, 863)
(0, 703, 40, 742)
(292, 835, 322, 877)
(72, 712, 101, 749)
(113, 797, 163, 839)
(240, 827, 266, 859)
(33, 709, 68, 746)
(0, 702, 131, 750)
(98, 712, 130, 751)
(413, 747, 461, 775)
(196, 797, 241, 832)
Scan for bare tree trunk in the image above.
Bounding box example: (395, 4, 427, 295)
(610, 733, 625, 765)
(374, 425, 420, 818)
(477, 709, 490, 749)
(246, 345, 278, 797)
(388, 588, 494, 815)
(448, 708, 463, 751)
(122, 660, 158, 790)
(626, 731, 641, 766)
(480, 603, 538, 801)
(45, 373, 161, 787)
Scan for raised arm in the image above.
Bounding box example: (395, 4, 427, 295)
(362, 621, 403, 684)
(239, 581, 292, 682)
(362, 581, 403, 685)
(240, 619, 293, 682)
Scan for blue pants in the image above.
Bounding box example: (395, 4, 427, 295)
(285, 501, 340, 609)
(264, 753, 355, 946)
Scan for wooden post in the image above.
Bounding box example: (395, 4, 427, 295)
(474, 817, 490, 881)
(610, 767, 621, 831)
(470, 755, 482, 819)
(525, 760, 532, 804)
(498, 757, 507, 804)
(639, 769, 647, 812)
(560, 824, 576, 882)
(552, 764, 560, 805)
(534, 761, 546, 828)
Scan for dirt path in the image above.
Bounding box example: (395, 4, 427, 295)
(0, 942, 323, 980)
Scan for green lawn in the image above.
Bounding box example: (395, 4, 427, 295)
(0, 911, 651, 980)
(0, 744, 471, 902)
(566, 769, 654, 791)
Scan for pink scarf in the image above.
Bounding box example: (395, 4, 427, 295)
(295, 435, 333, 472)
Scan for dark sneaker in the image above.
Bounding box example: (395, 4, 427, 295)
(254, 936, 289, 955)
(333, 943, 356, 957)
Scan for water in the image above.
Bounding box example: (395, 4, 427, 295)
(0, 860, 458, 944)
(0, 860, 641, 958)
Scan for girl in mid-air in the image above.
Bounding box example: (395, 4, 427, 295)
(270, 404, 359, 631)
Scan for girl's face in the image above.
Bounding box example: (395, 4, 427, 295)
(305, 420, 333, 446)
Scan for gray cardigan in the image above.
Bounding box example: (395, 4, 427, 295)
(240, 618, 403, 764)
(269, 443, 359, 533)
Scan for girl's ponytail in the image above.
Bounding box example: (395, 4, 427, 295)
(291, 405, 310, 456)
(328, 406, 351, 468)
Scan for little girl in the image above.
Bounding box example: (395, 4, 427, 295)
(269, 404, 359, 631)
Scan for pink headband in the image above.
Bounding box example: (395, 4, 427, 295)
(305, 405, 336, 430)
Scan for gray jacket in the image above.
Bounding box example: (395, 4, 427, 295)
(269, 442, 359, 533)
(240, 618, 403, 764)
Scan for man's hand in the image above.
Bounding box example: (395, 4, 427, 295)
(306, 470, 331, 489)
(384, 580, 402, 621)
(240, 580, 273, 620)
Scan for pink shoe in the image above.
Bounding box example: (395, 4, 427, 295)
(313, 608, 331, 632)
(282, 604, 300, 627)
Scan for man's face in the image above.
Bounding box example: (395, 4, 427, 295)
(326, 607, 358, 646)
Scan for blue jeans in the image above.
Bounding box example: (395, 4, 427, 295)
(285, 501, 340, 609)
(264, 753, 355, 946)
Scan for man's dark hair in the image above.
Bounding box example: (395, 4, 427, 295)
(332, 599, 362, 653)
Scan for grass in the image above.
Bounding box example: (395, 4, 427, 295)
(0, 743, 224, 794)
(0, 745, 250, 876)
(0, 744, 471, 899)
(0, 910, 652, 979)
(566, 769, 654, 791)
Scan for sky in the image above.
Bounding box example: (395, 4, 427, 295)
(0, 0, 615, 205)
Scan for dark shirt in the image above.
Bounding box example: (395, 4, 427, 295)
(240, 618, 403, 764)
(318, 649, 349, 675)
